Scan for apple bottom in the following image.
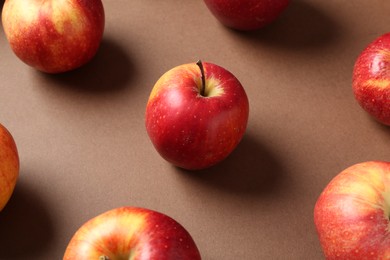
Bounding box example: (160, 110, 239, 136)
(63, 207, 201, 260)
(203, 0, 290, 31)
(353, 85, 390, 126)
(147, 96, 247, 170)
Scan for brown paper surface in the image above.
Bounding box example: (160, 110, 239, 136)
(1, 1, 390, 259)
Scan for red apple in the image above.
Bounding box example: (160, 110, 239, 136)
(145, 60, 249, 170)
(314, 161, 390, 259)
(63, 207, 201, 260)
(0, 123, 19, 212)
(352, 33, 390, 125)
(1, 0, 105, 73)
(202, 0, 290, 31)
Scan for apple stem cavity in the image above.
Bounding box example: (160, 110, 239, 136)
(196, 60, 206, 97)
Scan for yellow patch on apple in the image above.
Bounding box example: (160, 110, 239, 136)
(72, 211, 147, 258)
(364, 79, 390, 89)
(149, 64, 199, 101)
(50, 0, 85, 35)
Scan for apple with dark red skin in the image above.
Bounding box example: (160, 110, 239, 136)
(202, 0, 290, 31)
(0, 123, 19, 212)
(63, 207, 201, 260)
(145, 60, 249, 170)
(314, 161, 390, 259)
(353, 33, 390, 125)
(2, 0, 105, 73)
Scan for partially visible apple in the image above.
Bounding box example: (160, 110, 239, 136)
(0, 123, 19, 212)
(145, 60, 249, 170)
(63, 207, 201, 260)
(202, 0, 290, 31)
(314, 161, 390, 259)
(2, 0, 105, 73)
(353, 33, 390, 125)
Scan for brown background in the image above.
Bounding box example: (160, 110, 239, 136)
(1, 0, 390, 259)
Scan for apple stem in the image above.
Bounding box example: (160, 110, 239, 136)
(99, 256, 110, 260)
(196, 60, 206, 97)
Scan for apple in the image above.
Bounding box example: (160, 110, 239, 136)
(145, 60, 249, 170)
(63, 207, 201, 260)
(1, 0, 105, 73)
(0, 123, 19, 212)
(352, 33, 390, 125)
(202, 0, 290, 31)
(314, 161, 390, 259)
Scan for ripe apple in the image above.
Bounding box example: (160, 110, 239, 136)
(0, 123, 19, 212)
(145, 60, 249, 170)
(2, 0, 105, 73)
(202, 0, 290, 31)
(352, 33, 390, 125)
(314, 161, 390, 259)
(63, 207, 201, 260)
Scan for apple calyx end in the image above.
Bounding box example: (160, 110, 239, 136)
(196, 60, 206, 97)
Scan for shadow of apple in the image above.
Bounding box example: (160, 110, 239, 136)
(371, 116, 390, 136)
(41, 37, 135, 93)
(175, 133, 286, 197)
(229, 1, 342, 51)
(0, 180, 55, 259)
(0, 1, 4, 23)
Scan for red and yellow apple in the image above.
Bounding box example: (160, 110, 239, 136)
(314, 161, 390, 259)
(202, 0, 290, 31)
(145, 60, 249, 170)
(0, 123, 19, 212)
(352, 33, 390, 125)
(63, 207, 201, 260)
(1, 0, 105, 73)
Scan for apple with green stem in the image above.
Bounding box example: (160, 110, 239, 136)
(352, 32, 390, 125)
(63, 207, 201, 260)
(2, 0, 105, 73)
(0, 123, 19, 212)
(203, 0, 290, 31)
(314, 161, 390, 259)
(145, 60, 249, 170)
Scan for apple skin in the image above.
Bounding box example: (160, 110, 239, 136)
(63, 207, 201, 260)
(314, 161, 390, 259)
(0, 124, 19, 212)
(1, 0, 105, 73)
(352, 33, 390, 125)
(145, 61, 249, 170)
(203, 0, 290, 31)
